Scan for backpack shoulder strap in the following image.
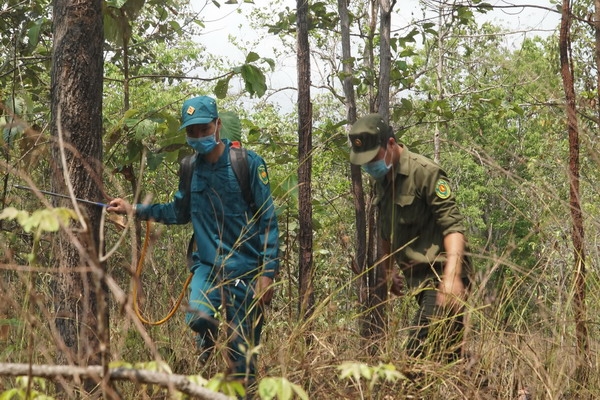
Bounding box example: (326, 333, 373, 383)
(229, 146, 255, 211)
(179, 153, 197, 268)
(179, 153, 197, 211)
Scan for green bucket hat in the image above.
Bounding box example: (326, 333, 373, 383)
(348, 114, 389, 165)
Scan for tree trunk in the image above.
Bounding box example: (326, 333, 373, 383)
(296, 0, 314, 319)
(433, 3, 444, 163)
(559, 0, 589, 386)
(50, 0, 108, 395)
(377, 0, 392, 120)
(361, 0, 395, 352)
(595, 0, 600, 122)
(338, 0, 373, 350)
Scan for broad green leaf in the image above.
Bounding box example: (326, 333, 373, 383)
(27, 19, 44, 48)
(245, 51, 260, 63)
(263, 57, 275, 70)
(134, 119, 156, 140)
(146, 152, 165, 170)
(214, 77, 231, 99)
(124, 140, 143, 164)
(219, 111, 242, 142)
(240, 64, 266, 97)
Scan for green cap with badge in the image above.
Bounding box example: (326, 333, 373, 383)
(348, 113, 391, 165)
(179, 96, 219, 130)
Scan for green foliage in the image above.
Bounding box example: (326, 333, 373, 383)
(265, 1, 338, 34)
(258, 377, 309, 400)
(218, 111, 241, 142)
(0, 207, 77, 264)
(0, 376, 55, 400)
(0, 0, 53, 107)
(205, 373, 246, 398)
(338, 362, 407, 397)
(0, 207, 76, 235)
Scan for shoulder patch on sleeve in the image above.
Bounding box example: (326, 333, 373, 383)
(435, 179, 451, 199)
(258, 164, 269, 185)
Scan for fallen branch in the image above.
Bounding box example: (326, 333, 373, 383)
(0, 363, 232, 400)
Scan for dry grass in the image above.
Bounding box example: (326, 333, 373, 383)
(1, 184, 599, 399)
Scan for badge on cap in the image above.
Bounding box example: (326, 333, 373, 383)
(353, 138, 363, 147)
(258, 165, 269, 185)
(435, 179, 451, 199)
(186, 106, 195, 115)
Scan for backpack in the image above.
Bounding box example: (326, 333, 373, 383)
(179, 141, 255, 266)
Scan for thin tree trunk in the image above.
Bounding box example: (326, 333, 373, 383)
(595, 0, 600, 122)
(50, 0, 108, 395)
(360, 0, 396, 353)
(338, 0, 373, 350)
(433, 3, 444, 163)
(377, 0, 392, 120)
(559, 0, 589, 385)
(296, 0, 314, 319)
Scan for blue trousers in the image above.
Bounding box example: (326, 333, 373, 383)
(185, 265, 264, 382)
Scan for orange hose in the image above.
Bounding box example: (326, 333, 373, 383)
(132, 220, 193, 325)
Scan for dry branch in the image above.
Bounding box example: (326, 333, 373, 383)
(0, 363, 231, 400)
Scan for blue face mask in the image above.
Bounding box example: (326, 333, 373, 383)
(362, 148, 391, 180)
(187, 126, 219, 154)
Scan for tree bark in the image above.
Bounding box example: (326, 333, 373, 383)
(362, 0, 395, 352)
(559, 0, 589, 385)
(50, 0, 108, 395)
(296, 0, 314, 319)
(595, 0, 600, 122)
(338, 0, 375, 350)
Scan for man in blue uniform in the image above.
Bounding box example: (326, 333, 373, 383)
(108, 96, 280, 387)
(348, 113, 471, 363)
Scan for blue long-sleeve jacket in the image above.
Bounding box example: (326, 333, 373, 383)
(135, 139, 280, 279)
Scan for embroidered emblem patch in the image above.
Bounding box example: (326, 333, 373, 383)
(186, 106, 195, 115)
(435, 179, 451, 199)
(258, 165, 269, 185)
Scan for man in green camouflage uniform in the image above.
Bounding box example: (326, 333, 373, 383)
(348, 113, 471, 362)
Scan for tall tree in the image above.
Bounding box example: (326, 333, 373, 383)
(559, 0, 589, 384)
(50, 0, 107, 394)
(338, 0, 376, 349)
(297, 0, 314, 318)
(365, 0, 395, 350)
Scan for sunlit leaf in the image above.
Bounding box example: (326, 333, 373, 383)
(0, 207, 28, 222)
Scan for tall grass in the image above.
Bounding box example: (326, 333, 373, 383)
(2, 219, 598, 399)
